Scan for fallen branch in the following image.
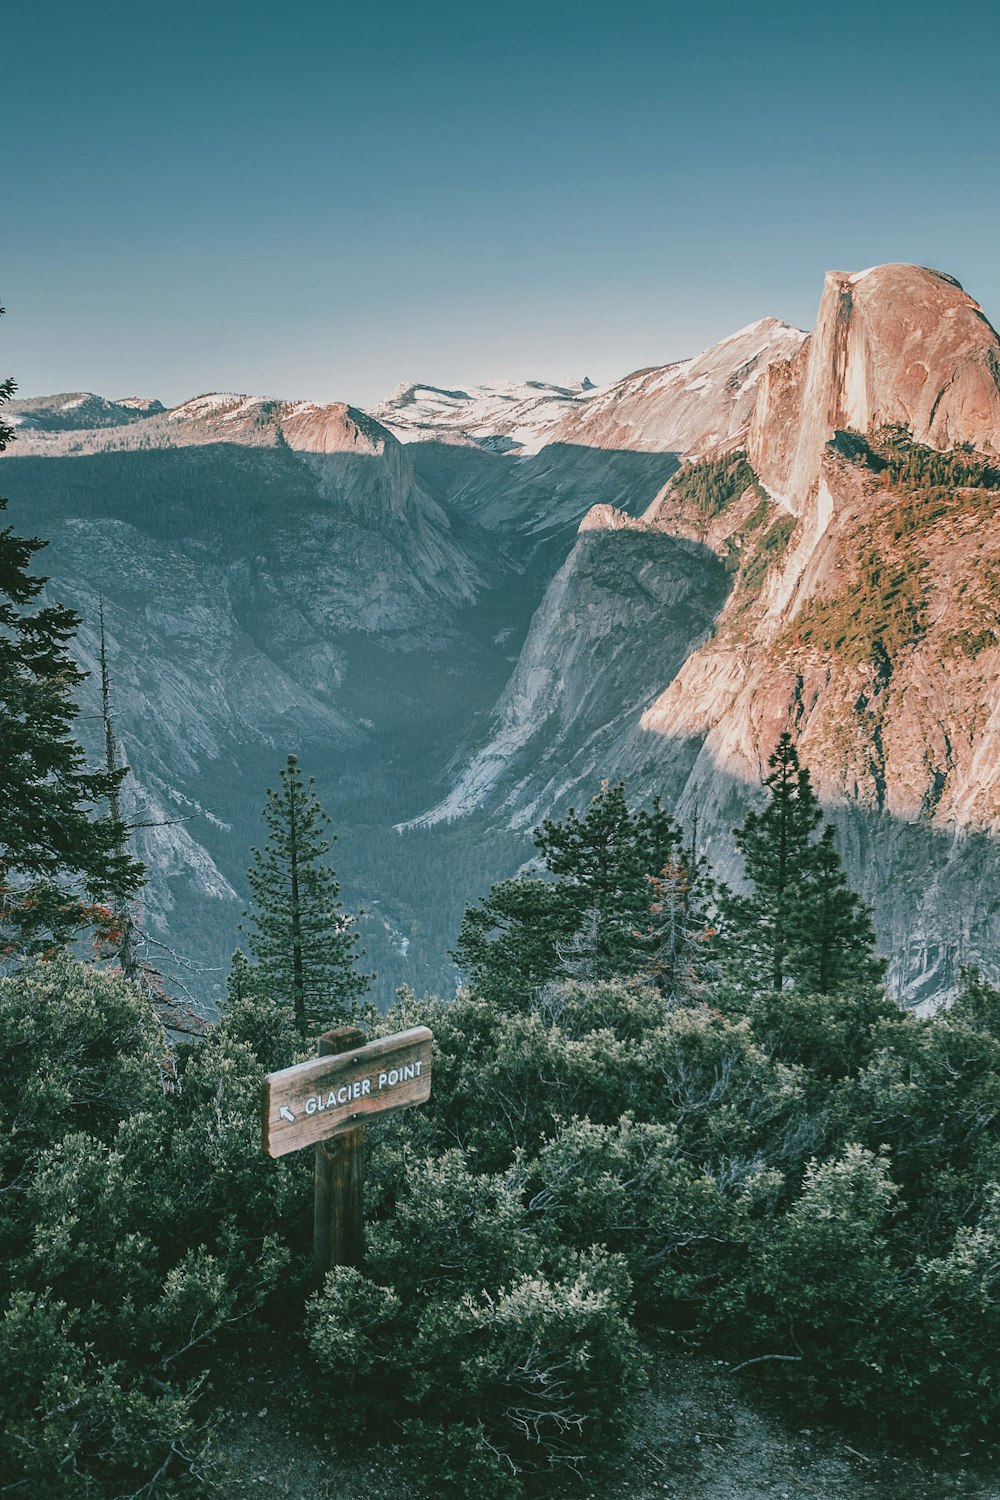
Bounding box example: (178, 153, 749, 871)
(728, 1353, 804, 1373)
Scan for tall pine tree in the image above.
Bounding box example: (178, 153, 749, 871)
(535, 782, 683, 978)
(243, 755, 369, 1038)
(0, 317, 144, 956)
(634, 855, 719, 1003)
(722, 734, 881, 994)
(791, 825, 884, 994)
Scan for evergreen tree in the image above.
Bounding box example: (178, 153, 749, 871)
(0, 321, 144, 956)
(721, 734, 822, 992)
(722, 734, 881, 994)
(97, 600, 141, 978)
(453, 782, 685, 1004)
(535, 781, 683, 979)
(452, 875, 578, 1006)
(243, 754, 369, 1038)
(635, 856, 719, 1003)
(791, 825, 884, 994)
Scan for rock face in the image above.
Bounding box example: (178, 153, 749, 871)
(410, 519, 726, 829)
(556, 319, 808, 455)
(370, 379, 593, 454)
(748, 265, 1000, 510)
(1, 392, 522, 994)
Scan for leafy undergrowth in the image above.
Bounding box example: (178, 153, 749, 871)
(7, 947, 1000, 1496)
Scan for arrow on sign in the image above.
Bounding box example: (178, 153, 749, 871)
(279, 1105, 296, 1123)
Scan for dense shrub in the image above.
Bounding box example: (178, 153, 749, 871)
(306, 1248, 643, 1498)
(0, 961, 310, 1494)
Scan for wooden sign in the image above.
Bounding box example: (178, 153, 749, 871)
(262, 1025, 432, 1158)
(261, 1024, 433, 1280)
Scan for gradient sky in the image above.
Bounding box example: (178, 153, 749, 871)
(3, 0, 999, 409)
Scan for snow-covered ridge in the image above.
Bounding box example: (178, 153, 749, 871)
(554, 319, 809, 456)
(370, 378, 599, 455)
(167, 392, 268, 421)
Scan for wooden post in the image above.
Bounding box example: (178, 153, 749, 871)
(313, 1025, 366, 1284)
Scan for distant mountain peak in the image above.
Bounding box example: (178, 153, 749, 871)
(5, 391, 165, 431)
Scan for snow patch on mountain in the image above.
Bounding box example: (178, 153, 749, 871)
(555, 320, 809, 455)
(371, 378, 599, 454)
(168, 393, 252, 421)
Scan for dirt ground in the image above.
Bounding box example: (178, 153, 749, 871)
(213, 1342, 1000, 1499)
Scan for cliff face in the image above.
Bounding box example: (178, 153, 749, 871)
(748, 265, 1000, 510)
(1, 393, 522, 994)
(557, 319, 807, 455)
(431, 265, 1000, 1002)
(409, 518, 726, 829)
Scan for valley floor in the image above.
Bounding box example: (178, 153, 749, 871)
(213, 1341, 1000, 1499)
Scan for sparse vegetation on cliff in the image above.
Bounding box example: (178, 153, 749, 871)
(790, 427, 1000, 666)
(857, 424, 1000, 493)
(669, 450, 767, 518)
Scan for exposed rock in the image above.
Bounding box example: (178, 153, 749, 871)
(748, 264, 1000, 513)
(556, 318, 807, 455)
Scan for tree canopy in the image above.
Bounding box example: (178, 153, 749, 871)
(721, 734, 883, 994)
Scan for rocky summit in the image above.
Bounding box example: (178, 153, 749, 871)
(3, 262, 1000, 1004)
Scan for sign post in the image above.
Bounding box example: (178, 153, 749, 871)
(313, 1026, 366, 1277)
(261, 1024, 433, 1283)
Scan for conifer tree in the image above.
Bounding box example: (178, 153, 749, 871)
(97, 600, 141, 978)
(0, 320, 144, 956)
(454, 781, 685, 1003)
(535, 782, 683, 979)
(792, 825, 884, 994)
(721, 734, 821, 992)
(635, 856, 719, 1003)
(722, 734, 881, 994)
(243, 755, 368, 1038)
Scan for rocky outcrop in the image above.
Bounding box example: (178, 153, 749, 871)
(748, 265, 1000, 510)
(371, 379, 592, 454)
(6, 262, 1000, 1004)
(408, 522, 727, 829)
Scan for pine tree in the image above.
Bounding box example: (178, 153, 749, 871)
(97, 600, 141, 978)
(453, 781, 685, 1003)
(792, 825, 884, 994)
(243, 755, 369, 1038)
(721, 734, 822, 992)
(536, 782, 683, 980)
(452, 875, 578, 1006)
(723, 734, 881, 994)
(635, 856, 719, 1003)
(0, 320, 144, 956)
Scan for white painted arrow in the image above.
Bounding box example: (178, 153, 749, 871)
(278, 1105, 295, 1124)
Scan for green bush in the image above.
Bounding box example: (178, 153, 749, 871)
(707, 1143, 900, 1406)
(6, 929, 1000, 1490)
(0, 960, 306, 1495)
(306, 1250, 643, 1497)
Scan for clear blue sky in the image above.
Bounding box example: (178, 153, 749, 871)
(4, 0, 999, 408)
